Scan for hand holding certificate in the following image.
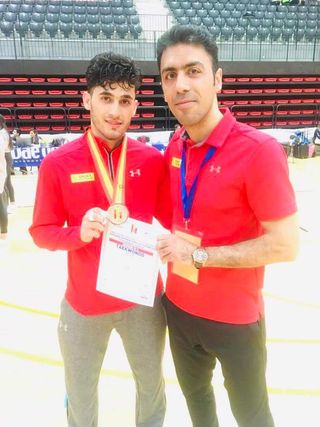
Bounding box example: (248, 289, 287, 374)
(96, 218, 161, 307)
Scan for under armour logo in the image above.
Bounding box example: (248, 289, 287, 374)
(209, 165, 222, 174)
(129, 169, 141, 177)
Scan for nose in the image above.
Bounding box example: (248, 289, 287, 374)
(175, 72, 190, 94)
(107, 101, 121, 117)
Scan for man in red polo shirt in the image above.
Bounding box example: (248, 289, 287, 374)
(29, 52, 171, 427)
(156, 26, 299, 427)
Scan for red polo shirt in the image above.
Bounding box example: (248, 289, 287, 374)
(164, 109, 297, 324)
(29, 132, 171, 315)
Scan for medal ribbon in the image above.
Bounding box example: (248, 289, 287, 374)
(180, 142, 217, 222)
(87, 129, 127, 205)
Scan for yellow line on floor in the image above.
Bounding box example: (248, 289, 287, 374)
(2, 299, 320, 345)
(264, 292, 320, 309)
(0, 300, 59, 318)
(1, 346, 319, 396)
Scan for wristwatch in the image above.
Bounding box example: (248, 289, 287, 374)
(192, 247, 208, 269)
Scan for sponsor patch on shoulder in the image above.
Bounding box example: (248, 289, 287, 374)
(70, 172, 95, 183)
(171, 157, 181, 168)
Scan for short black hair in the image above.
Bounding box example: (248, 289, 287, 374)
(157, 25, 219, 73)
(85, 52, 141, 92)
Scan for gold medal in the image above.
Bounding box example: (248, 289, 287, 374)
(87, 130, 129, 226)
(107, 203, 129, 225)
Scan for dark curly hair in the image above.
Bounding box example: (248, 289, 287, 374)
(157, 25, 219, 74)
(85, 52, 141, 93)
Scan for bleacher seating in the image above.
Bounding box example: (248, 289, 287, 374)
(0, 0, 142, 40)
(0, 73, 319, 133)
(166, 0, 320, 43)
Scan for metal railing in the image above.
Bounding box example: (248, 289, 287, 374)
(0, 28, 319, 62)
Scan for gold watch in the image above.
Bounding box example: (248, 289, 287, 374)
(192, 247, 208, 269)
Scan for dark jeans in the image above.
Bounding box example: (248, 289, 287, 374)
(163, 295, 275, 427)
(5, 152, 15, 203)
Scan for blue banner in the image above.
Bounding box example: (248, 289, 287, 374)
(11, 146, 58, 168)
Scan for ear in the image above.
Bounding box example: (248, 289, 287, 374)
(132, 99, 138, 117)
(214, 68, 223, 93)
(82, 91, 91, 111)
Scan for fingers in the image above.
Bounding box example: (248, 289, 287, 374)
(80, 207, 108, 243)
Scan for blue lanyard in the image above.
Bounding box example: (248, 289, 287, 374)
(180, 142, 217, 226)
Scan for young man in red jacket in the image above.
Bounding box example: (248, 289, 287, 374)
(156, 25, 299, 427)
(30, 52, 171, 427)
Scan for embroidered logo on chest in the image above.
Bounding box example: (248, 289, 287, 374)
(129, 168, 141, 177)
(209, 165, 222, 174)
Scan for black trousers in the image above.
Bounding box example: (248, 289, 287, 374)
(163, 295, 275, 427)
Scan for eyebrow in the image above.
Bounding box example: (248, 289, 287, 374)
(99, 90, 134, 100)
(161, 61, 204, 75)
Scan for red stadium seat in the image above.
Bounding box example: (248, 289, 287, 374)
(263, 77, 277, 82)
(20, 126, 33, 132)
(64, 90, 78, 95)
(0, 77, 12, 82)
(49, 102, 63, 107)
(129, 124, 140, 129)
(52, 125, 66, 131)
(0, 90, 13, 95)
(33, 102, 48, 107)
(17, 114, 33, 119)
(65, 102, 80, 107)
(50, 114, 64, 119)
(30, 77, 45, 83)
(47, 77, 62, 82)
(289, 99, 302, 104)
(16, 102, 32, 107)
(142, 77, 155, 83)
(63, 77, 78, 82)
(36, 126, 50, 132)
(142, 124, 155, 129)
(15, 90, 30, 95)
(278, 77, 290, 82)
(13, 77, 29, 82)
(34, 114, 49, 120)
(251, 77, 263, 82)
(141, 113, 155, 118)
(32, 90, 47, 95)
(0, 102, 15, 108)
(48, 90, 63, 95)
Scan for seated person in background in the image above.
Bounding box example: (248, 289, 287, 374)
(30, 129, 40, 145)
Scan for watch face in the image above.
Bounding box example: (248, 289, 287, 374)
(193, 248, 208, 263)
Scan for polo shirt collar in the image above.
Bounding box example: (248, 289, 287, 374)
(181, 108, 235, 148)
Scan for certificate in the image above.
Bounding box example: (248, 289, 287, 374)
(96, 218, 160, 306)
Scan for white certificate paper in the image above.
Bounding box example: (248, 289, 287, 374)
(96, 218, 160, 306)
